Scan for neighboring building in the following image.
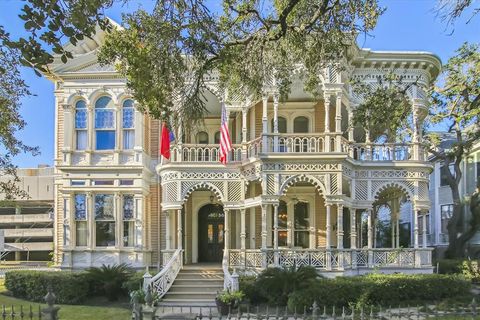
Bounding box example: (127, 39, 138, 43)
(0, 166, 54, 261)
(46, 24, 442, 279)
(428, 135, 480, 253)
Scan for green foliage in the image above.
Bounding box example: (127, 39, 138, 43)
(85, 263, 133, 301)
(216, 290, 245, 304)
(436, 259, 465, 274)
(239, 275, 264, 304)
(98, 0, 384, 127)
(121, 271, 144, 293)
(4, 271, 90, 304)
(461, 260, 480, 283)
(244, 266, 319, 305)
(286, 274, 470, 311)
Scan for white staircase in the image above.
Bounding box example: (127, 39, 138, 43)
(159, 264, 223, 306)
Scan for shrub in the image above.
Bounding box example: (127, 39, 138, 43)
(122, 271, 144, 293)
(239, 275, 264, 304)
(436, 259, 464, 274)
(287, 274, 470, 311)
(85, 263, 133, 301)
(5, 271, 90, 304)
(250, 266, 320, 306)
(461, 260, 480, 283)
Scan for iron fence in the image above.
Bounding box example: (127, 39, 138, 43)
(0, 287, 60, 320)
(134, 300, 480, 320)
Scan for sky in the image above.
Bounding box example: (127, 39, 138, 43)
(0, 0, 478, 168)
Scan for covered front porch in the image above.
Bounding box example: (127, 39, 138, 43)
(161, 180, 433, 274)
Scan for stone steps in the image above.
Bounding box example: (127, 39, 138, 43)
(159, 264, 223, 307)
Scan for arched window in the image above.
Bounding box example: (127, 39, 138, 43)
(293, 116, 309, 133)
(75, 100, 87, 150)
(196, 131, 209, 144)
(271, 117, 287, 133)
(95, 96, 116, 150)
(122, 99, 135, 149)
(214, 131, 221, 144)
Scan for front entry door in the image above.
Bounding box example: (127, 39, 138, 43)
(198, 204, 225, 262)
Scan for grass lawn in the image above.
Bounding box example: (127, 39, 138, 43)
(0, 279, 132, 320)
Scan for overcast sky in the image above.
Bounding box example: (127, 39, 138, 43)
(0, 0, 478, 168)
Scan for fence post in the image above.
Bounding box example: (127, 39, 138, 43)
(231, 269, 239, 292)
(41, 287, 60, 320)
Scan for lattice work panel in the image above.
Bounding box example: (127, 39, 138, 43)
(371, 170, 408, 178)
(267, 175, 276, 195)
(330, 174, 338, 195)
(355, 181, 369, 200)
(228, 181, 242, 202)
(211, 181, 226, 198)
(164, 182, 178, 202)
(181, 181, 197, 199)
(404, 181, 415, 197)
(418, 182, 429, 201)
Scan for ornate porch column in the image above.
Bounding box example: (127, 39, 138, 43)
(273, 93, 279, 152)
(350, 208, 357, 249)
(224, 208, 231, 250)
(336, 205, 344, 249)
(177, 209, 183, 250)
(422, 213, 428, 248)
(347, 107, 354, 142)
(367, 209, 373, 249)
(261, 205, 268, 249)
(326, 204, 332, 249)
(335, 92, 342, 152)
(240, 209, 246, 250)
(273, 204, 279, 250)
(262, 93, 268, 153)
(413, 208, 419, 249)
(164, 210, 171, 250)
(324, 94, 331, 152)
(241, 108, 248, 159)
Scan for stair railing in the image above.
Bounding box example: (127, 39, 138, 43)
(148, 248, 183, 299)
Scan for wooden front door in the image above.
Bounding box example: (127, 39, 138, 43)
(198, 204, 224, 262)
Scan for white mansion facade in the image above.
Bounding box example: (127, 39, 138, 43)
(48, 27, 442, 278)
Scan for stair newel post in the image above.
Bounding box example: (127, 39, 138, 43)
(143, 266, 152, 292)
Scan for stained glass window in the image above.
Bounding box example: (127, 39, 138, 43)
(74, 194, 86, 220)
(95, 194, 114, 220)
(122, 100, 134, 129)
(123, 195, 134, 220)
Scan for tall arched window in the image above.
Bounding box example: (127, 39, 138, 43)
(95, 96, 116, 150)
(271, 117, 287, 133)
(75, 100, 87, 150)
(196, 131, 209, 144)
(214, 131, 221, 144)
(293, 116, 309, 133)
(122, 99, 135, 149)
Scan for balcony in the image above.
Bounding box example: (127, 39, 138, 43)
(164, 133, 426, 164)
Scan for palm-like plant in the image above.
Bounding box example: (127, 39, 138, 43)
(86, 263, 133, 301)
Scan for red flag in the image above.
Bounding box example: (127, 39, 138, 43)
(160, 122, 171, 159)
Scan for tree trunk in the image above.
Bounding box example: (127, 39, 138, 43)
(445, 182, 465, 258)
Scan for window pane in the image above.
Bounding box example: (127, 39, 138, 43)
(278, 231, 288, 247)
(76, 130, 87, 150)
(293, 116, 309, 133)
(76, 221, 88, 246)
(123, 195, 134, 220)
(196, 131, 209, 144)
(271, 117, 287, 133)
(294, 202, 309, 229)
(74, 194, 86, 220)
(123, 221, 135, 247)
(75, 100, 86, 109)
(95, 194, 114, 220)
(294, 231, 309, 248)
(214, 131, 221, 144)
(96, 221, 116, 246)
(75, 110, 87, 129)
(123, 130, 134, 149)
(95, 109, 115, 128)
(96, 131, 115, 150)
(95, 96, 113, 109)
(277, 201, 288, 228)
(123, 107, 134, 128)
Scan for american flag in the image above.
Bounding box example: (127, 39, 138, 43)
(219, 102, 232, 164)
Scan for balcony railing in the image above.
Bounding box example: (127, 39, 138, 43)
(227, 248, 433, 271)
(161, 134, 427, 164)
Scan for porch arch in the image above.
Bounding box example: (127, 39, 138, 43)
(181, 182, 225, 203)
(372, 181, 413, 201)
(279, 174, 327, 198)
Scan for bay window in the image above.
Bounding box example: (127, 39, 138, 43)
(74, 194, 88, 246)
(95, 96, 116, 150)
(122, 99, 135, 149)
(75, 100, 87, 150)
(123, 194, 135, 247)
(95, 194, 116, 247)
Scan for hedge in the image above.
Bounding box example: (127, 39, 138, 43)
(286, 274, 470, 311)
(5, 271, 90, 304)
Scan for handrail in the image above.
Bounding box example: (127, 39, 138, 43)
(222, 249, 233, 291)
(148, 249, 183, 299)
